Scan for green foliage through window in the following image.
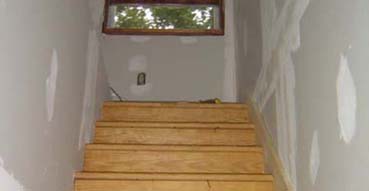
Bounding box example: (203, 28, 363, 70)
(108, 4, 218, 30)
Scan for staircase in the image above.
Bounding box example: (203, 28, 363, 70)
(74, 102, 274, 191)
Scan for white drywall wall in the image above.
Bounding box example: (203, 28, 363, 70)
(233, 0, 263, 100)
(253, 0, 369, 190)
(0, 0, 109, 190)
(102, 1, 237, 102)
(252, 0, 311, 188)
(79, 0, 110, 148)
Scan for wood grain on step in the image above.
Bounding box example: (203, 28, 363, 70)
(101, 104, 249, 123)
(83, 147, 264, 174)
(74, 101, 274, 191)
(75, 180, 273, 191)
(103, 101, 248, 109)
(95, 121, 255, 129)
(85, 144, 263, 152)
(94, 127, 256, 146)
(75, 172, 274, 181)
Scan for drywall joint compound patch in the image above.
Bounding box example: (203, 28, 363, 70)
(128, 55, 148, 72)
(130, 36, 152, 43)
(46, 49, 58, 122)
(310, 130, 320, 185)
(0, 158, 25, 191)
(130, 83, 153, 96)
(179, 37, 198, 45)
(243, 19, 248, 57)
(253, 0, 311, 189)
(337, 49, 357, 144)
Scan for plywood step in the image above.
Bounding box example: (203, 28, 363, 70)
(103, 102, 248, 108)
(101, 102, 249, 123)
(83, 144, 264, 174)
(94, 127, 256, 146)
(75, 172, 273, 181)
(75, 179, 273, 191)
(74, 101, 273, 191)
(95, 121, 255, 129)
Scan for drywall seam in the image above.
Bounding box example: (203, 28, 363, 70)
(46, 49, 59, 122)
(0, 158, 25, 191)
(337, 50, 357, 144)
(253, 0, 311, 189)
(88, 0, 105, 29)
(310, 130, 320, 185)
(222, 0, 237, 102)
(242, 19, 248, 57)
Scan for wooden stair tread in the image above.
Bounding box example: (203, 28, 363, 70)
(104, 101, 248, 109)
(75, 101, 273, 191)
(75, 179, 273, 191)
(95, 121, 255, 129)
(75, 172, 273, 181)
(94, 127, 256, 146)
(85, 144, 263, 152)
(83, 145, 264, 174)
(102, 102, 249, 123)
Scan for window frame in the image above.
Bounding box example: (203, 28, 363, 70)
(102, 0, 225, 36)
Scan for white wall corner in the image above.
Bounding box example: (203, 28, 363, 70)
(79, 1, 109, 149)
(223, 0, 238, 102)
(253, 0, 312, 190)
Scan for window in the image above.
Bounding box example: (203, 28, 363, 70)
(103, 0, 224, 35)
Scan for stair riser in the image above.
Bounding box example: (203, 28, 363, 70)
(94, 128, 256, 146)
(84, 150, 264, 174)
(75, 180, 273, 191)
(101, 106, 249, 123)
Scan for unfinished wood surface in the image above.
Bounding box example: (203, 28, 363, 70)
(74, 101, 273, 191)
(95, 121, 255, 129)
(75, 172, 274, 182)
(85, 144, 263, 152)
(83, 145, 264, 174)
(75, 180, 274, 191)
(94, 127, 256, 146)
(246, 99, 290, 191)
(101, 102, 249, 123)
(103, 102, 248, 109)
